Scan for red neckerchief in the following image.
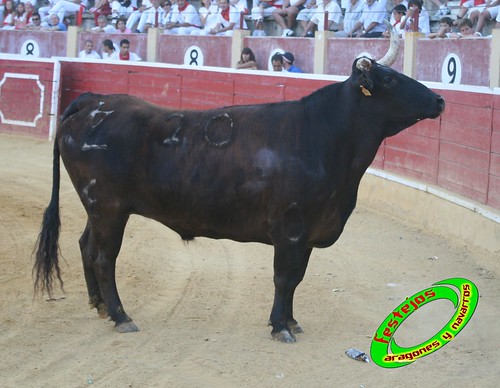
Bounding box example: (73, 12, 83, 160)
(120, 52, 130, 60)
(178, 1, 189, 12)
(221, 7, 229, 22)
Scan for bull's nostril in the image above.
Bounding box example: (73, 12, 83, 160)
(436, 95, 445, 112)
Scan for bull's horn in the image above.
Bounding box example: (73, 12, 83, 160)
(377, 20, 399, 67)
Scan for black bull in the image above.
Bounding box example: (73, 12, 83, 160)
(34, 58, 445, 342)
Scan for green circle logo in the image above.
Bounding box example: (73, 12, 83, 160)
(370, 278, 479, 368)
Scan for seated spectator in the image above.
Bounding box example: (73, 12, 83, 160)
(429, 0, 450, 17)
(114, 38, 142, 60)
(22, 10, 42, 29)
(101, 38, 117, 59)
(333, 0, 364, 37)
(140, 0, 165, 32)
(49, 0, 88, 26)
(163, 0, 202, 35)
(474, 0, 499, 34)
(272, 0, 307, 37)
(125, 0, 152, 32)
(1, 0, 15, 29)
(382, 4, 407, 37)
(348, 0, 386, 37)
(456, 0, 486, 23)
(235, 47, 258, 69)
(301, 0, 341, 37)
(41, 13, 67, 30)
(271, 52, 284, 71)
(191, 0, 218, 34)
(13, 1, 27, 29)
(282, 51, 302, 72)
(111, 0, 137, 23)
(399, 0, 430, 35)
(427, 15, 454, 38)
(16, 1, 34, 28)
(231, 0, 248, 14)
(115, 16, 132, 32)
(201, 0, 247, 35)
(90, 0, 111, 26)
(296, 0, 317, 35)
(79, 39, 102, 58)
(90, 14, 117, 31)
(251, 0, 284, 36)
(159, 0, 175, 28)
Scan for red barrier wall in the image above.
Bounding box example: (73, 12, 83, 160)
(1, 56, 499, 211)
(1, 30, 67, 58)
(0, 57, 57, 138)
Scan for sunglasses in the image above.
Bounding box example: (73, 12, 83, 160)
(32, 17, 40, 20)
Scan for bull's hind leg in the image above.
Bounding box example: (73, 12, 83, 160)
(269, 245, 312, 342)
(79, 215, 137, 332)
(80, 220, 107, 318)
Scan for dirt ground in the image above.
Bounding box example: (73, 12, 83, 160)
(0, 133, 498, 387)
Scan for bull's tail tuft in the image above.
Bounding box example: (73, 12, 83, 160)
(33, 139, 63, 298)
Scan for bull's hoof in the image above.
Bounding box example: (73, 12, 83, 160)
(115, 321, 139, 333)
(96, 303, 108, 318)
(271, 329, 296, 343)
(288, 322, 304, 334)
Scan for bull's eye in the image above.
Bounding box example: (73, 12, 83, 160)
(383, 76, 394, 87)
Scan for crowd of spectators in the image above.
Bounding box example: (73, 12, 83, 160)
(1, 0, 498, 36)
(1, 0, 498, 68)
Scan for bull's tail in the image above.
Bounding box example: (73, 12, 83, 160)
(33, 131, 63, 298)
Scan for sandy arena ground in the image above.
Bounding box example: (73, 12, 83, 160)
(0, 133, 498, 387)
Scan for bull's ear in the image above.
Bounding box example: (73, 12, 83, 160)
(353, 57, 374, 96)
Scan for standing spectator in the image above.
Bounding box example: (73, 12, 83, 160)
(348, 0, 386, 37)
(22, 10, 42, 29)
(41, 13, 67, 30)
(272, 0, 306, 37)
(282, 51, 302, 72)
(79, 39, 102, 58)
(474, 0, 499, 34)
(271, 52, 284, 71)
(110, 0, 137, 23)
(382, 3, 407, 37)
(163, 0, 201, 35)
(90, 13, 117, 31)
(399, 0, 430, 35)
(1, 0, 15, 29)
(333, 0, 364, 37)
(115, 38, 142, 60)
(235, 47, 257, 69)
(301, 0, 342, 37)
(202, 0, 246, 35)
(251, 0, 284, 36)
(115, 16, 132, 31)
(49, 0, 88, 26)
(101, 38, 117, 59)
(125, 0, 152, 32)
(90, 0, 111, 26)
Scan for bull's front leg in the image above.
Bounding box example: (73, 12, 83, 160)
(269, 244, 312, 342)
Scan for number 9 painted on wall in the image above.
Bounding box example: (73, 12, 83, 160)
(441, 54, 462, 85)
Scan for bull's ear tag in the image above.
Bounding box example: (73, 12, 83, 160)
(360, 86, 372, 96)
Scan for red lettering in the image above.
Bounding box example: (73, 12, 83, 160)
(392, 311, 403, 319)
(401, 304, 410, 314)
(425, 289, 436, 299)
(387, 319, 399, 328)
(415, 295, 425, 304)
(383, 327, 392, 337)
(373, 333, 389, 344)
(463, 284, 470, 291)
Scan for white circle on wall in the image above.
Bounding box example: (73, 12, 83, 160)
(441, 54, 462, 85)
(184, 46, 204, 67)
(20, 40, 40, 57)
(268, 48, 285, 72)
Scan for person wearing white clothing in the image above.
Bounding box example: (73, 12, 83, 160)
(48, 0, 87, 24)
(126, 0, 152, 32)
(163, 0, 202, 35)
(333, 0, 364, 37)
(191, 0, 219, 35)
(111, 0, 137, 22)
(79, 40, 102, 59)
(111, 38, 142, 61)
(140, 0, 165, 32)
(348, 0, 386, 37)
(201, 0, 246, 35)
